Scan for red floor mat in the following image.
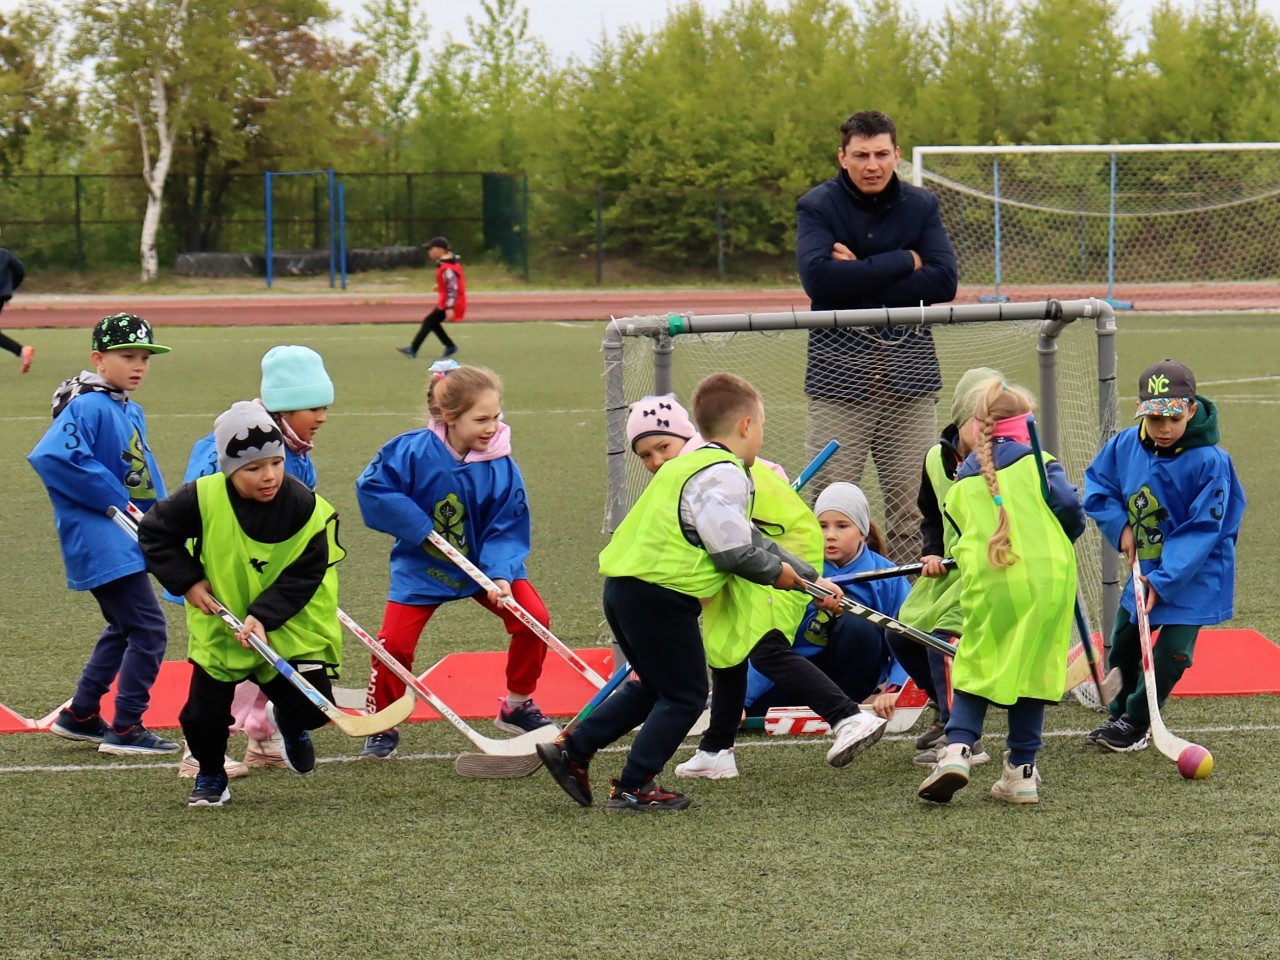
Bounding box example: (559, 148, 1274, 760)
(0, 648, 613, 733)
(4, 631, 1273, 734)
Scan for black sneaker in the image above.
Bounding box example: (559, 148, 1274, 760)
(359, 729, 400, 759)
(1096, 715, 1150, 753)
(1085, 716, 1123, 745)
(605, 778, 692, 813)
(536, 739, 593, 807)
(266, 701, 316, 773)
(98, 725, 180, 756)
(50, 708, 109, 743)
(188, 772, 231, 808)
(915, 721, 946, 751)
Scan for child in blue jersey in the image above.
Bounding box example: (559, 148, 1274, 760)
(356, 361, 554, 759)
(29, 312, 179, 756)
(1083, 359, 1245, 752)
(743, 483, 909, 716)
(176, 345, 335, 777)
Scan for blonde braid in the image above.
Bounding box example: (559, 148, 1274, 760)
(974, 381, 1019, 569)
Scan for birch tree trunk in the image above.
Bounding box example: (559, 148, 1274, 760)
(138, 69, 177, 282)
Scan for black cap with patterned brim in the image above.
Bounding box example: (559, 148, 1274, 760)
(91, 312, 171, 354)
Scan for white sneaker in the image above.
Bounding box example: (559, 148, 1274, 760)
(243, 736, 287, 769)
(918, 742, 971, 803)
(675, 748, 739, 779)
(177, 742, 249, 779)
(990, 751, 1042, 804)
(826, 713, 887, 767)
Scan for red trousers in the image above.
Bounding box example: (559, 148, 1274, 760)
(365, 580, 550, 712)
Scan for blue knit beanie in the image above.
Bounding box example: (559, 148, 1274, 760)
(260, 345, 334, 413)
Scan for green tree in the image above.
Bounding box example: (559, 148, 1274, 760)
(0, 4, 81, 174)
(354, 0, 430, 169)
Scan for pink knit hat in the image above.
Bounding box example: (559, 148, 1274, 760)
(626, 394, 696, 450)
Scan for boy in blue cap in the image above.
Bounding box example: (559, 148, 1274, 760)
(1083, 359, 1246, 752)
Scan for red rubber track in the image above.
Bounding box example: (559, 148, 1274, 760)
(4, 282, 1276, 329)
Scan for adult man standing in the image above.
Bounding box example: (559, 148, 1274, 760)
(796, 110, 958, 563)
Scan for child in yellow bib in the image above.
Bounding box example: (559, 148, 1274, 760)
(139, 402, 345, 808)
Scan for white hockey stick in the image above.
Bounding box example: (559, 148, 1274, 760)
(425, 530, 607, 689)
(107, 505, 414, 739)
(1133, 562, 1214, 778)
(338, 609, 558, 777)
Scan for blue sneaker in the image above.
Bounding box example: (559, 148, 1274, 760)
(265, 701, 315, 773)
(396, 345, 416, 358)
(360, 729, 400, 759)
(98, 725, 180, 756)
(495, 697, 553, 735)
(188, 772, 231, 808)
(50, 707, 109, 744)
(441, 344, 459, 358)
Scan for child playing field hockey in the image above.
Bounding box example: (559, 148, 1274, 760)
(30, 312, 178, 756)
(1082, 359, 1245, 752)
(138, 401, 345, 807)
(897, 366, 1003, 764)
(917, 380, 1085, 805)
(538, 374, 848, 812)
(176, 345, 335, 777)
(742, 483, 909, 717)
(355, 361, 554, 759)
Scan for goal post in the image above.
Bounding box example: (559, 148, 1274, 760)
(602, 297, 1120, 644)
(908, 142, 1280, 304)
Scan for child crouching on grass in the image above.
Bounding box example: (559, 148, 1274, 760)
(537, 373, 845, 813)
(917, 380, 1085, 806)
(138, 402, 345, 808)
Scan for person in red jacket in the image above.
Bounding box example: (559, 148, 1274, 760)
(398, 236, 465, 360)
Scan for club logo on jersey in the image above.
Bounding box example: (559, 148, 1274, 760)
(120, 429, 156, 499)
(1128, 485, 1169, 560)
(425, 494, 469, 573)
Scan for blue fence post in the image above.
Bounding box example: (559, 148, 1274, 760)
(326, 168, 336, 289)
(979, 157, 1009, 303)
(338, 181, 348, 290)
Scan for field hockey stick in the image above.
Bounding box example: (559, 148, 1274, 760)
(107, 506, 415, 739)
(830, 559, 956, 587)
(792, 439, 839, 492)
(336, 610, 559, 778)
(1026, 417, 1121, 703)
(1133, 563, 1214, 778)
(792, 577, 957, 657)
(424, 530, 607, 689)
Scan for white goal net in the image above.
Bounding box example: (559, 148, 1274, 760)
(908, 142, 1280, 297)
(603, 299, 1121, 677)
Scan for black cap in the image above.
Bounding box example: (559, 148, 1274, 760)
(1136, 359, 1195, 418)
(425, 236, 450, 251)
(91, 312, 171, 354)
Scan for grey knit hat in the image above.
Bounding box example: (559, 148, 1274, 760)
(214, 401, 285, 476)
(814, 482, 871, 535)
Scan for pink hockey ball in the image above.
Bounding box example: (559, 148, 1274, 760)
(1176, 744, 1214, 780)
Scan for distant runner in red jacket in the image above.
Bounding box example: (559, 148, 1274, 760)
(398, 236, 465, 360)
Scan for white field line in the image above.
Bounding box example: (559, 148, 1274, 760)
(3, 722, 1275, 776)
(1198, 375, 1280, 387)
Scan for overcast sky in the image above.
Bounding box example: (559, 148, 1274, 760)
(330, 0, 1280, 63)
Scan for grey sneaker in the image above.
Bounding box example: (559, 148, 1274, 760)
(98, 725, 180, 756)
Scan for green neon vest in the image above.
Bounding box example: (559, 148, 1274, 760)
(942, 452, 1075, 705)
(186, 475, 344, 683)
(599, 447, 744, 598)
(898, 443, 964, 637)
(702, 463, 823, 668)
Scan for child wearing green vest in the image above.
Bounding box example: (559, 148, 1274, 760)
(138, 402, 345, 808)
(897, 366, 1002, 765)
(538, 373, 844, 812)
(917, 380, 1085, 805)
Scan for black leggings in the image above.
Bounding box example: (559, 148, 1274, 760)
(409, 307, 456, 354)
(180, 661, 333, 777)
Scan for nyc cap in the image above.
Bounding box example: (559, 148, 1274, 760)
(1136, 359, 1196, 419)
(91, 312, 171, 354)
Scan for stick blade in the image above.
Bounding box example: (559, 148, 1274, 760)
(328, 689, 418, 738)
(454, 752, 544, 779)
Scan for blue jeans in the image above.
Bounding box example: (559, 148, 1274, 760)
(74, 572, 169, 730)
(946, 690, 1045, 767)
